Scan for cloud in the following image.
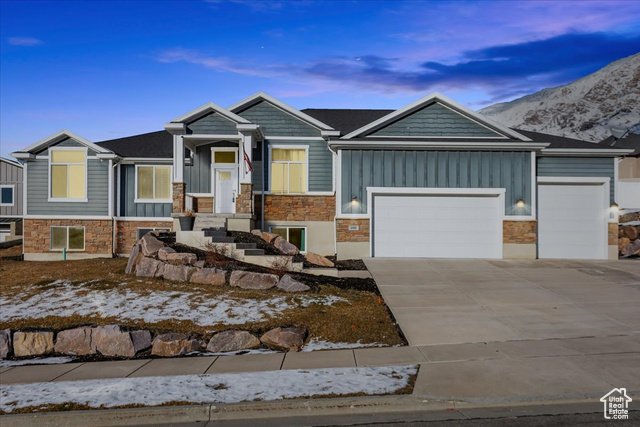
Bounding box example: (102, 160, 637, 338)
(7, 37, 42, 46)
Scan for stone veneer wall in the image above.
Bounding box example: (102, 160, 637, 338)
(608, 222, 619, 246)
(336, 218, 370, 242)
(503, 220, 537, 244)
(194, 197, 213, 213)
(172, 182, 185, 213)
(116, 220, 173, 254)
(236, 183, 253, 215)
(23, 219, 114, 254)
(256, 195, 336, 222)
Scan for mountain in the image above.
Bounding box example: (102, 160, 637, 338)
(479, 53, 640, 142)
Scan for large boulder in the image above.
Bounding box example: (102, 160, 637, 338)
(261, 232, 280, 244)
(230, 271, 279, 290)
(157, 246, 177, 261)
(165, 252, 198, 265)
(151, 332, 204, 357)
(251, 229, 262, 236)
(0, 329, 12, 359)
(54, 327, 96, 355)
(13, 331, 54, 357)
(136, 257, 164, 278)
(273, 236, 299, 255)
(260, 327, 306, 352)
(305, 252, 335, 267)
(140, 233, 164, 257)
(93, 325, 151, 357)
(206, 330, 260, 353)
(162, 264, 197, 282)
(277, 275, 310, 293)
(125, 242, 143, 275)
(191, 268, 226, 286)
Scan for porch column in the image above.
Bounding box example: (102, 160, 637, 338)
(172, 134, 186, 213)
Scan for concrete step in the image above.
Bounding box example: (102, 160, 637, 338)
(194, 215, 227, 232)
(235, 243, 257, 249)
(203, 231, 228, 238)
(209, 236, 235, 243)
(244, 249, 266, 256)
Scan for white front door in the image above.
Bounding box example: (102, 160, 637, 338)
(215, 169, 237, 213)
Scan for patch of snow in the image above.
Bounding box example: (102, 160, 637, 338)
(192, 348, 279, 357)
(0, 281, 349, 327)
(302, 338, 388, 352)
(0, 357, 76, 368)
(0, 365, 417, 413)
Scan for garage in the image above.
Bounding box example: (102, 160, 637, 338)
(537, 178, 609, 259)
(372, 190, 504, 258)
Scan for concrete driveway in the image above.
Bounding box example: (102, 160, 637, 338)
(365, 258, 640, 346)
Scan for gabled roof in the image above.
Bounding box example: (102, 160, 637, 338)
(11, 130, 114, 159)
(169, 102, 250, 125)
(229, 92, 336, 133)
(340, 92, 531, 141)
(0, 157, 23, 168)
(302, 109, 393, 136)
(600, 133, 640, 157)
(96, 130, 173, 158)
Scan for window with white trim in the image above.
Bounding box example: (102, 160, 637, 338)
(270, 148, 306, 194)
(50, 149, 87, 200)
(50, 226, 85, 251)
(137, 227, 171, 239)
(270, 226, 306, 252)
(136, 165, 172, 202)
(0, 185, 14, 206)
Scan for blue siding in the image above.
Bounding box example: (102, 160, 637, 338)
(34, 137, 101, 155)
(371, 103, 501, 137)
(342, 150, 531, 216)
(119, 164, 172, 217)
(537, 157, 615, 203)
(237, 101, 320, 137)
(187, 113, 237, 135)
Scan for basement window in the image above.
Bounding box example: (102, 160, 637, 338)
(137, 227, 171, 239)
(51, 226, 85, 251)
(270, 226, 306, 252)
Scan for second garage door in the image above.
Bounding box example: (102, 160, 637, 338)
(372, 193, 503, 258)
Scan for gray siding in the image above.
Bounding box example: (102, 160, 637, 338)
(342, 150, 532, 215)
(237, 101, 321, 137)
(251, 139, 333, 192)
(34, 137, 100, 155)
(120, 164, 172, 217)
(0, 160, 23, 217)
(537, 157, 615, 203)
(184, 141, 238, 194)
(187, 113, 237, 135)
(27, 158, 109, 215)
(372, 103, 500, 137)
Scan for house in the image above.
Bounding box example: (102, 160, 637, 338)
(600, 132, 640, 209)
(0, 157, 23, 242)
(11, 92, 634, 261)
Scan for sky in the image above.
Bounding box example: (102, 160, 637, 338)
(1, 0, 640, 158)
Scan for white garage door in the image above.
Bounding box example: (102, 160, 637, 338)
(538, 183, 607, 259)
(372, 194, 503, 258)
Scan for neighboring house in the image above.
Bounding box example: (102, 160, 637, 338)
(0, 157, 23, 242)
(600, 132, 640, 209)
(11, 92, 634, 261)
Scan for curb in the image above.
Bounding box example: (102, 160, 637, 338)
(1, 394, 616, 427)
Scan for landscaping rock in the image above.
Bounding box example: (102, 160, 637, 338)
(135, 256, 164, 278)
(260, 327, 306, 352)
(622, 225, 640, 241)
(194, 260, 205, 268)
(305, 252, 335, 267)
(621, 238, 640, 256)
(273, 236, 299, 255)
(206, 330, 260, 353)
(161, 263, 197, 282)
(191, 268, 226, 286)
(230, 271, 279, 290)
(157, 246, 177, 261)
(125, 242, 142, 275)
(261, 232, 280, 244)
(54, 327, 96, 355)
(277, 275, 310, 292)
(93, 325, 150, 358)
(165, 252, 198, 265)
(251, 229, 262, 236)
(0, 329, 12, 359)
(151, 333, 204, 357)
(140, 233, 164, 257)
(13, 331, 54, 357)
(619, 237, 631, 251)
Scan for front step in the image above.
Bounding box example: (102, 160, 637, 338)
(194, 215, 227, 232)
(244, 249, 266, 256)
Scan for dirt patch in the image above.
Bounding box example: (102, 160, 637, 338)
(0, 243, 22, 260)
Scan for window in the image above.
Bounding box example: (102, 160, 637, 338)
(50, 149, 86, 200)
(50, 226, 85, 251)
(270, 226, 306, 252)
(137, 227, 171, 239)
(214, 151, 236, 164)
(270, 148, 306, 194)
(136, 166, 172, 202)
(0, 185, 14, 206)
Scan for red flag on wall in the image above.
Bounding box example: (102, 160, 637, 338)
(243, 147, 253, 173)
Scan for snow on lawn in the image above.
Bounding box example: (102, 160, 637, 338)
(0, 366, 417, 413)
(302, 338, 388, 352)
(0, 280, 349, 326)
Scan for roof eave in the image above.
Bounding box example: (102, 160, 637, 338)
(328, 140, 549, 151)
(540, 148, 635, 157)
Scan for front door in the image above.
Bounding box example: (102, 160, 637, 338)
(215, 169, 237, 213)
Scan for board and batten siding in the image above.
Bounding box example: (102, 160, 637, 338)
(119, 164, 172, 217)
(537, 157, 616, 204)
(186, 112, 237, 135)
(237, 101, 321, 137)
(0, 160, 23, 217)
(184, 141, 238, 194)
(341, 150, 532, 216)
(251, 139, 333, 193)
(27, 159, 109, 215)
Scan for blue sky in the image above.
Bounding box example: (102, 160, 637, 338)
(1, 0, 639, 158)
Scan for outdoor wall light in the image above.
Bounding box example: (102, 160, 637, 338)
(516, 198, 525, 208)
(351, 196, 358, 205)
(611, 202, 619, 213)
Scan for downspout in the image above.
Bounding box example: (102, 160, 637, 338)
(328, 140, 338, 257)
(261, 139, 265, 232)
(112, 161, 118, 257)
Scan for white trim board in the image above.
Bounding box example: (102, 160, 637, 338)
(168, 102, 250, 125)
(13, 129, 113, 156)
